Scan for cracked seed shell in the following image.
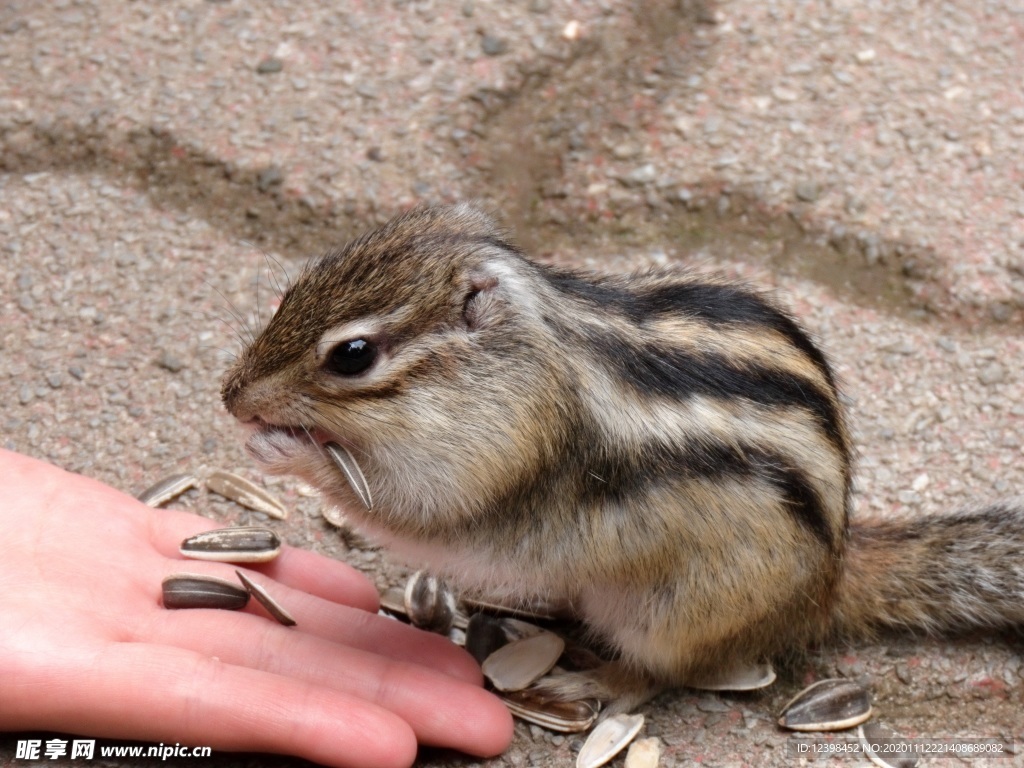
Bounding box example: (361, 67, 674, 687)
(205, 469, 288, 519)
(482, 630, 565, 692)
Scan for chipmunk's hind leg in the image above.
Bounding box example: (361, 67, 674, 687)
(531, 661, 664, 716)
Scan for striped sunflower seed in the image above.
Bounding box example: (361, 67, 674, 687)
(501, 687, 600, 733)
(162, 574, 250, 611)
(778, 678, 872, 732)
(179, 526, 282, 563)
(404, 571, 457, 635)
(466, 612, 510, 665)
(136, 473, 199, 507)
(236, 570, 297, 627)
(324, 442, 373, 511)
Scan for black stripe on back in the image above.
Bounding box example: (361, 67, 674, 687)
(569, 433, 835, 549)
(546, 271, 650, 320)
(680, 440, 834, 549)
(578, 326, 846, 457)
(639, 282, 837, 390)
(546, 271, 838, 394)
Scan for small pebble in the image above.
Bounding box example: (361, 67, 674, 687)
(696, 696, 733, 713)
(622, 164, 657, 186)
(481, 34, 508, 56)
(256, 57, 283, 74)
(156, 350, 185, 373)
(257, 165, 284, 192)
(795, 180, 821, 202)
(355, 82, 378, 99)
(978, 363, 1005, 386)
(624, 737, 661, 768)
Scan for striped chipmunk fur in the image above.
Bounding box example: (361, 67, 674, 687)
(222, 204, 1024, 712)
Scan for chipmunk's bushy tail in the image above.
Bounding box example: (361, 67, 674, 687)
(833, 499, 1024, 637)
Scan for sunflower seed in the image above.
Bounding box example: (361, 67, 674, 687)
(858, 723, 919, 768)
(483, 630, 565, 692)
(380, 586, 408, 617)
(206, 470, 288, 519)
(448, 627, 467, 646)
(466, 612, 511, 664)
(687, 661, 777, 691)
(577, 712, 645, 768)
(500, 617, 546, 641)
(324, 442, 372, 511)
(462, 594, 574, 621)
(558, 640, 606, 672)
(466, 614, 552, 664)
(179, 526, 282, 563)
(162, 573, 250, 611)
(404, 571, 457, 634)
(137, 473, 199, 507)
(624, 737, 662, 768)
(778, 678, 872, 732)
(236, 570, 297, 627)
(501, 687, 600, 733)
(321, 503, 349, 529)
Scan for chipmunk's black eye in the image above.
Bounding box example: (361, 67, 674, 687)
(325, 339, 377, 376)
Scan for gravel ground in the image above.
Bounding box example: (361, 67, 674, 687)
(1, 1, 1022, 766)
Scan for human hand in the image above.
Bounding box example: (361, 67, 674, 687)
(0, 449, 513, 767)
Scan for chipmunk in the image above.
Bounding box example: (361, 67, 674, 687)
(222, 203, 1024, 712)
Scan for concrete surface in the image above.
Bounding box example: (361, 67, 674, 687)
(1, 0, 1022, 765)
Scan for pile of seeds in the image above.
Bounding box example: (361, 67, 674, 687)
(383, 569, 879, 767)
(139, 471, 298, 626)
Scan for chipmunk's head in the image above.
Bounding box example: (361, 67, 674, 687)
(221, 204, 564, 534)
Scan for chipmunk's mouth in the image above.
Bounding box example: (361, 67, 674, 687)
(244, 422, 373, 511)
(242, 421, 331, 466)
(251, 422, 333, 446)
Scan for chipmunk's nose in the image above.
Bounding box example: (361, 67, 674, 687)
(221, 368, 260, 422)
(220, 375, 245, 419)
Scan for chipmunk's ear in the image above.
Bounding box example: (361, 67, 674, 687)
(462, 269, 501, 331)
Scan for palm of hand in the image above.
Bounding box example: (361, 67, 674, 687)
(0, 449, 512, 768)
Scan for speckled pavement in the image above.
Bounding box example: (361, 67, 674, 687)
(1, 1, 1022, 766)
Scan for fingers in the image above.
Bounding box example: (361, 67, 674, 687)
(239, 572, 480, 684)
(140, 610, 514, 757)
(154, 554, 476, 683)
(50, 642, 419, 768)
(253, 545, 380, 614)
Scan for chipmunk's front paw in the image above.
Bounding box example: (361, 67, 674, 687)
(532, 662, 662, 716)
